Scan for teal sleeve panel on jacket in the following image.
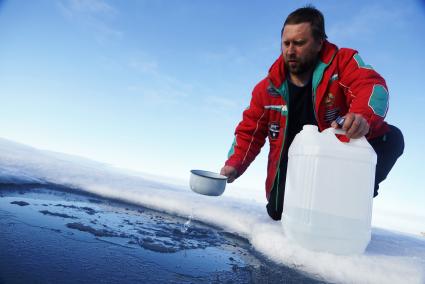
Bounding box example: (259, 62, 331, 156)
(353, 54, 374, 70)
(368, 84, 389, 117)
(227, 137, 237, 158)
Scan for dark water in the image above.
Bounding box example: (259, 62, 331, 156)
(0, 186, 328, 283)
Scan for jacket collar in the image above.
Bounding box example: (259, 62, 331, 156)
(267, 40, 338, 89)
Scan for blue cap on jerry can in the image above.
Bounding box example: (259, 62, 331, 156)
(335, 116, 345, 128)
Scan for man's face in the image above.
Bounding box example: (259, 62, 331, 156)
(281, 23, 323, 75)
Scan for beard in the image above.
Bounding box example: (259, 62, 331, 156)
(284, 52, 319, 75)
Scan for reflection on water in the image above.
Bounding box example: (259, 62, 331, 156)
(0, 186, 327, 283)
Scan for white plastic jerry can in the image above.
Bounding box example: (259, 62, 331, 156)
(282, 125, 377, 255)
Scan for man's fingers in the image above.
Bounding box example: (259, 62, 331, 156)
(344, 114, 369, 138)
(220, 166, 237, 183)
(334, 113, 369, 138)
(355, 121, 369, 138)
(226, 172, 236, 183)
(347, 125, 362, 138)
(346, 117, 361, 137)
(353, 120, 367, 138)
(342, 113, 355, 131)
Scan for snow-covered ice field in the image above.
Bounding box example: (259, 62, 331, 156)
(1, 138, 424, 283)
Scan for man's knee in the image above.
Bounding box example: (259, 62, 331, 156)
(370, 124, 404, 163)
(370, 124, 404, 197)
(388, 124, 405, 157)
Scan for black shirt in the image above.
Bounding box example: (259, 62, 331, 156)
(274, 78, 318, 213)
(285, 78, 317, 150)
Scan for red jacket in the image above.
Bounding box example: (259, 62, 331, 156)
(225, 41, 389, 200)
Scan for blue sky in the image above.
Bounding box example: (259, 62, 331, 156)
(1, 0, 424, 217)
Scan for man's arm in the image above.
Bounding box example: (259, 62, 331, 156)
(221, 80, 269, 181)
(336, 49, 389, 138)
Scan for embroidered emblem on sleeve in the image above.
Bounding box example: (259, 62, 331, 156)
(268, 122, 280, 140)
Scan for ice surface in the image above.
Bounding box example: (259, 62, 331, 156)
(0, 137, 424, 284)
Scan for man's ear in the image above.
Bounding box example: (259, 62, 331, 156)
(318, 38, 324, 51)
(314, 38, 324, 55)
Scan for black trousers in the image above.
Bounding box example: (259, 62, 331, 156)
(266, 124, 405, 221)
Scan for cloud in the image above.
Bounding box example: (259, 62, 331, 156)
(127, 56, 160, 75)
(327, 2, 413, 43)
(204, 95, 237, 109)
(123, 51, 199, 107)
(57, 0, 122, 41)
(126, 84, 190, 107)
(200, 46, 248, 65)
(64, 0, 117, 16)
(125, 59, 193, 106)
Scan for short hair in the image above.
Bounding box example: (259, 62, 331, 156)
(282, 5, 327, 41)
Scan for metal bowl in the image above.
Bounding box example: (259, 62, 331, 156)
(189, 170, 227, 196)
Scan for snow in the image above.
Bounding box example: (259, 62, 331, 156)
(0, 137, 424, 284)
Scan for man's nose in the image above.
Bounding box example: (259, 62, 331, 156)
(286, 43, 295, 55)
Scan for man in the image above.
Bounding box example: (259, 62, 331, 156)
(220, 6, 404, 220)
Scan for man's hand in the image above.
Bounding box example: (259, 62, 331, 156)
(220, 166, 238, 183)
(331, 113, 370, 139)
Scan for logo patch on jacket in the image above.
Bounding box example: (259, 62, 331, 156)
(268, 122, 280, 139)
(267, 86, 281, 97)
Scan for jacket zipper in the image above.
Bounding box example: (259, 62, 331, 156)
(270, 81, 289, 211)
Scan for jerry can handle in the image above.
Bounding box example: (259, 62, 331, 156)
(329, 128, 346, 136)
(324, 127, 369, 146)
